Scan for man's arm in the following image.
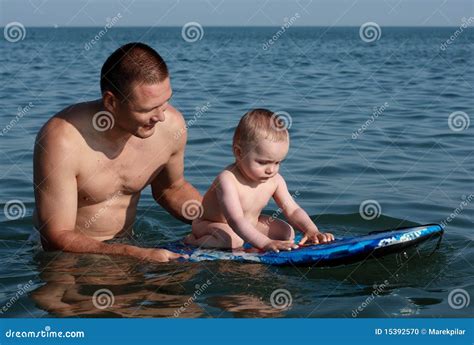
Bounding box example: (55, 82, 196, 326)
(151, 109, 202, 223)
(34, 119, 184, 262)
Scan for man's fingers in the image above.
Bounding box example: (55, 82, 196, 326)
(168, 251, 189, 260)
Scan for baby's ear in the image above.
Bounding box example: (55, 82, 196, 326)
(233, 145, 242, 159)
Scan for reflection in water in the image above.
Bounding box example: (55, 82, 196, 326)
(31, 253, 206, 317)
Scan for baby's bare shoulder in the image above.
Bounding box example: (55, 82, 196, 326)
(215, 168, 237, 186)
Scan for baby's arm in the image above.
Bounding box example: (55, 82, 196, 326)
(273, 174, 334, 245)
(216, 172, 296, 251)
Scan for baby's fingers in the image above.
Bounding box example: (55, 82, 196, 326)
(277, 241, 298, 251)
(298, 235, 308, 246)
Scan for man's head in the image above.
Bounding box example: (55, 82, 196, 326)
(101, 42, 172, 138)
(233, 109, 289, 182)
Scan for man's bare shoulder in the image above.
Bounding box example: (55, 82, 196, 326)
(161, 105, 186, 136)
(36, 102, 94, 155)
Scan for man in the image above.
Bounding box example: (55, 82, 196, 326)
(33, 42, 202, 262)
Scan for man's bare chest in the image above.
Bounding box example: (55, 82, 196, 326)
(76, 144, 171, 204)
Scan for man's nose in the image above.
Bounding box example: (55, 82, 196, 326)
(152, 110, 165, 122)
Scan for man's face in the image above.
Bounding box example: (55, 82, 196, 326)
(115, 77, 173, 139)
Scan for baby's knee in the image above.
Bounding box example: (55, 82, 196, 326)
(274, 219, 295, 240)
(214, 231, 244, 248)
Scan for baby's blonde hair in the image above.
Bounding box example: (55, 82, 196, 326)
(233, 108, 289, 151)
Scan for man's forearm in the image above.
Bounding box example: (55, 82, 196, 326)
(154, 180, 202, 224)
(42, 229, 147, 259)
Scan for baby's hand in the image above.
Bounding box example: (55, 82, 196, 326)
(262, 240, 298, 253)
(299, 231, 335, 246)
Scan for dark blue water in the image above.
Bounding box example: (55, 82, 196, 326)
(0, 27, 472, 317)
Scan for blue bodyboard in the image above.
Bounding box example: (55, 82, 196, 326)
(167, 224, 443, 266)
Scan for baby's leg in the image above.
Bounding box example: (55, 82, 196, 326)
(256, 215, 295, 241)
(185, 219, 244, 249)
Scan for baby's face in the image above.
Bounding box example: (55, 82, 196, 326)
(237, 138, 289, 183)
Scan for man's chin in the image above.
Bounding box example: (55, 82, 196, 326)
(134, 127, 155, 138)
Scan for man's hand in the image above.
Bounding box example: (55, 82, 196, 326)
(299, 231, 335, 246)
(262, 240, 298, 253)
(135, 248, 189, 263)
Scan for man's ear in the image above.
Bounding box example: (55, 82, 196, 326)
(102, 91, 119, 114)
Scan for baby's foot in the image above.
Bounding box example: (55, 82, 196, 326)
(184, 234, 196, 245)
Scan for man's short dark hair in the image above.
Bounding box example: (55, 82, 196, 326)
(100, 42, 169, 101)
